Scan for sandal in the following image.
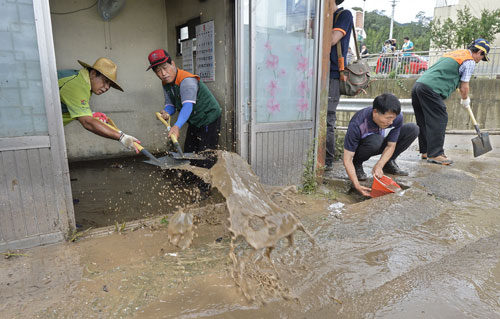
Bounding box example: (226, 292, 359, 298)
(421, 153, 427, 160)
(427, 155, 453, 165)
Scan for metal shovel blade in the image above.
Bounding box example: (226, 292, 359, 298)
(471, 132, 492, 157)
(143, 155, 190, 169)
(169, 152, 208, 160)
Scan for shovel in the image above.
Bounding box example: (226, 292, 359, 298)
(155, 112, 185, 157)
(155, 112, 209, 161)
(465, 105, 492, 157)
(105, 118, 189, 169)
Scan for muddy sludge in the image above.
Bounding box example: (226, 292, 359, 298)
(6, 142, 500, 319)
(154, 150, 500, 318)
(165, 151, 314, 302)
(69, 157, 224, 229)
(70, 150, 312, 302)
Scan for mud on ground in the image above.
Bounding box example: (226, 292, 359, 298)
(0, 184, 325, 319)
(2, 136, 500, 318)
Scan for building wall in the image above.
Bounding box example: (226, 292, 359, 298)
(164, 0, 235, 152)
(50, 0, 234, 161)
(50, 0, 169, 160)
(434, 0, 500, 46)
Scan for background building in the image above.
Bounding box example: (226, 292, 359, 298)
(434, 0, 500, 46)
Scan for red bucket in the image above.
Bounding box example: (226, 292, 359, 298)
(370, 175, 401, 198)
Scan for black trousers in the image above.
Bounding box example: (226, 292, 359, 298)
(411, 82, 448, 158)
(184, 116, 221, 168)
(326, 78, 340, 166)
(353, 123, 419, 166)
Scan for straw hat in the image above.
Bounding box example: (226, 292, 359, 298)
(78, 57, 124, 92)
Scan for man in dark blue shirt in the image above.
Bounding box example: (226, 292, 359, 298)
(326, 0, 353, 172)
(343, 93, 419, 196)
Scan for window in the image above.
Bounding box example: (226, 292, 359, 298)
(180, 26, 189, 41)
(0, 0, 48, 137)
(176, 17, 201, 56)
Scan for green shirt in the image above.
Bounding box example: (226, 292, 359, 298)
(58, 68, 93, 125)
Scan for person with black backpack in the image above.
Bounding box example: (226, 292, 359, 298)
(325, 0, 353, 174)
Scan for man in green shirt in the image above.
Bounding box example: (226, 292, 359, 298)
(58, 57, 140, 152)
(411, 38, 489, 165)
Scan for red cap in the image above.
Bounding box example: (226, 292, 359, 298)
(146, 49, 171, 71)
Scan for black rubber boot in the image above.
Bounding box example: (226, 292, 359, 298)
(383, 160, 408, 176)
(355, 164, 367, 181)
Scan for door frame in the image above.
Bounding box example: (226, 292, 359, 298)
(0, 0, 74, 251)
(35, 0, 75, 231)
(235, 0, 325, 182)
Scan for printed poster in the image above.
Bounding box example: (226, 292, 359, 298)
(181, 39, 194, 74)
(195, 21, 215, 82)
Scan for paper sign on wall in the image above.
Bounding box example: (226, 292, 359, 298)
(181, 39, 194, 74)
(195, 21, 215, 82)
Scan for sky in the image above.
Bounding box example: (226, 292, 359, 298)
(346, 0, 436, 23)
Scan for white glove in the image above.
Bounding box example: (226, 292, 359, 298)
(119, 132, 140, 152)
(460, 97, 470, 108)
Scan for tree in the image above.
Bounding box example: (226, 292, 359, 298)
(415, 11, 431, 27)
(361, 10, 431, 53)
(430, 18, 457, 49)
(477, 8, 500, 43)
(430, 6, 500, 49)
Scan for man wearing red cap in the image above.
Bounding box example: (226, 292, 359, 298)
(147, 49, 221, 167)
(58, 57, 140, 153)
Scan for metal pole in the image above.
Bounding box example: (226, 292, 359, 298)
(389, 0, 397, 40)
(362, 0, 366, 27)
(249, 0, 256, 166)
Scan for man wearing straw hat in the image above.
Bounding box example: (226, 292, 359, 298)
(411, 38, 490, 165)
(58, 57, 140, 153)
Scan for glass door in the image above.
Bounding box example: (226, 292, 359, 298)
(237, 0, 321, 185)
(253, 0, 317, 123)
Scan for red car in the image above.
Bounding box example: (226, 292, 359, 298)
(375, 54, 428, 74)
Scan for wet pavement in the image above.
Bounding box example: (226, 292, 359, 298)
(1, 134, 500, 319)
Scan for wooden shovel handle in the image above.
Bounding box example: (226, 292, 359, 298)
(155, 112, 180, 145)
(465, 105, 483, 135)
(155, 111, 170, 127)
(465, 105, 478, 126)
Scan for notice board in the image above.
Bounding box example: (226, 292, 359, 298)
(195, 21, 215, 82)
(181, 39, 194, 74)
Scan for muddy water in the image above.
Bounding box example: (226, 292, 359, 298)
(208, 152, 308, 250)
(69, 157, 223, 228)
(167, 210, 195, 249)
(2, 147, 500, 318)
(165, 152, 311, 301)
(135, 150, 500, 318)
(167, 152, 308, 251)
